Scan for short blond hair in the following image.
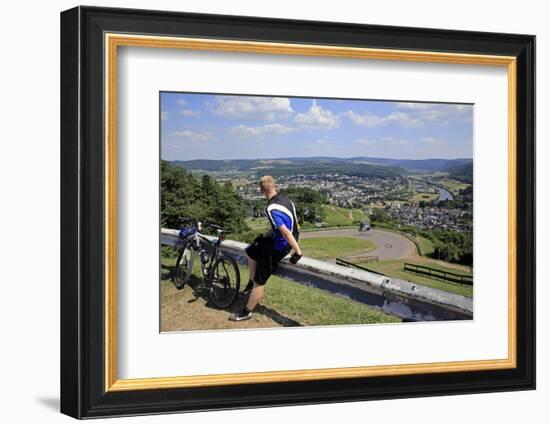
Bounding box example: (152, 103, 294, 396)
(260, 175, 275, 192)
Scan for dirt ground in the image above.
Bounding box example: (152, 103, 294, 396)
(160, 279, 298, 332)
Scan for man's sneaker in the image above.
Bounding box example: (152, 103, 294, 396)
(241, 280, 254, 297)
(229, 308, 253, 321)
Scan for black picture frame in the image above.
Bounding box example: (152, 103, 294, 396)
(60, 5, 535, 419)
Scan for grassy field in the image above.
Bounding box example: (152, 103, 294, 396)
(416, 235, 435, 255)
(321, 205, 352, 226)
(321, 205, 367, 227)
(359, 257, 473, 297)
(300, 237, 376, 260)
(350, 208, 368, 222)
(410, 193, 439, 203)
(260, 271, 400, 326)
(301, 225, 356, 232)
(160, 248, 399, 330)
(436, 178, 471, 195)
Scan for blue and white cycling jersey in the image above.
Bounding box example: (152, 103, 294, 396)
(264, 193, 299, 252)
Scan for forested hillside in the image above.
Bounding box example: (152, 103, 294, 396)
(161, 160, 248, 233)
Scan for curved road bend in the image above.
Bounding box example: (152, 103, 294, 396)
(300, 228, 417, 261)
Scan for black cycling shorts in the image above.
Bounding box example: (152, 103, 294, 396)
(245, 236, 290, 285)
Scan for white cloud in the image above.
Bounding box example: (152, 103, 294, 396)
(294, 100, 339, 129)
(420, 136, 441, 143)
(355, 137, 407, 147)
(313, 138, 334, 146)
(172, 130, 212, 143)
(381, 136, 405, 143)
(212, 96, 293, 121)
(346, 103, 472, 128)
(344, 110, 386, 127)
(305, 139, 336, 149)
(345, 110, 424, 128)
(386, 111, 425, 127)
(176, 99, 187, 106)
(355, 138, 375, 146)
(394, 102, 432, 110)
(161, 111, 168, 121)
(179, 109, 200, 118)
(229, 123, 295, 138)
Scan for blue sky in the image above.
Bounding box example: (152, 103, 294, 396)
(160, 92, 473, 161)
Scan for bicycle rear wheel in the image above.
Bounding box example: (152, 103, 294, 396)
(207, 255, 240, 308)
(174, 245, 194, 289)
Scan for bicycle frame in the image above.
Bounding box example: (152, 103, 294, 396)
(173, 221, 240, 308)
(177, 230, 223, 280)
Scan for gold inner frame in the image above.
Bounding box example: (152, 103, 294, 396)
(104, 33, 517, 392)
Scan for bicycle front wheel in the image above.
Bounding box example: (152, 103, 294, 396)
(174, 245, 194, 289)
(207, 255, 240, 308)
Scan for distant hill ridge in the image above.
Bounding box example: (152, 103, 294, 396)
(447, 162, 473, 184)
(169, 156, 472, 177)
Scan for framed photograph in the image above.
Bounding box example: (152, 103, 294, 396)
(60, 6, 535, 419)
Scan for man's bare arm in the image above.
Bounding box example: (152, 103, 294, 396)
(278, 224, 301, 256)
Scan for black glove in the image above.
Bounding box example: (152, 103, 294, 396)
(290, 253, 302, 264)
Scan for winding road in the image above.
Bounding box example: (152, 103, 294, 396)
(300, 228, 417, 261)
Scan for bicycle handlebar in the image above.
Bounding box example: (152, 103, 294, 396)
(178, 217, 225, 233)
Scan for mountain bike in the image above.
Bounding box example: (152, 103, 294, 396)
(173, 217, 240, 308)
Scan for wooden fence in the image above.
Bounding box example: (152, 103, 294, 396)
(403, 263, 473, 286)
(341, 255, 378, 263)
(335, 258, 384, 275)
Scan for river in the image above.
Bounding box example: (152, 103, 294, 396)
(437, 187, 454, 201)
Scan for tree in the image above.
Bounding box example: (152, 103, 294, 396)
(161, 161, 204, 228)
(209, 181, 248, 233)
(160, 161, 248, 234)
(280, 187, 327, 225)
(423, 229, 473, 266)
(370, 208, 390, 223)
